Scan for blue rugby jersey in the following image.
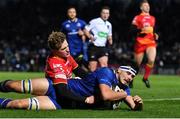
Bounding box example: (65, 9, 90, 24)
(67, 67, 130, 97)
(61, 18, 86, 57)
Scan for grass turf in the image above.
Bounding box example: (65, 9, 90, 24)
(0, 72, 180, 118)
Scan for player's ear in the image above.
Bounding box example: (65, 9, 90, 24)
(116, 68, 120, 73)
(140, 6, 143, 11)
(116, 69, 122, 75)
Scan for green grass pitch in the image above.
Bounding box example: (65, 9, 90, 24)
(0, 72, 180, 118)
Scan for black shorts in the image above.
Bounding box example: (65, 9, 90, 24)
(88, 44, 109, 61)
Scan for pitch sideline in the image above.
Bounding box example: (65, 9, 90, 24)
(144, 97, 180, 101)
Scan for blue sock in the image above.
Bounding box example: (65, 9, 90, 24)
(0, 80, 11, 92)
(0, 98, 12, 108)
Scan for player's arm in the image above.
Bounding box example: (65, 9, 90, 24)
(124, 95, 143, 111)
(151, 16, 159, 40)
(78, 21, 87, 42)
(84, 20, 95, 42)
(153, 25, 159, 40)
(131, 16, 147, 37)
(130, 16, 142, 37)
(70, 56, 88, 78)
(54, 83, 94, 104)
(78, 29, 86, 42)
(107, 24, 113, 45)
(130, 25, 141, 34)
(73, 66, 88, 78)
(47, 59, 93, 104)
(84, 29, 94, 42)
(130, 24, 149, 38)
(107, 36, 113, 45)
(50, 73, 93, 104)
(99, 84, 127, 101)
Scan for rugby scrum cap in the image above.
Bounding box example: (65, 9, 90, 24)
(119, 66, 137, 76)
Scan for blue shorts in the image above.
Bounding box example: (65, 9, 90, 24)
(45, 78, 61, 109)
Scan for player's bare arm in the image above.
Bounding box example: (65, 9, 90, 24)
(99, 84, 127, 101)
(124, 95, 143, 111)
(83, 29, 94, 42)
(107, 36, 113, 45)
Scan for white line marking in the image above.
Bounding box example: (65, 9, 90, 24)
(144, 97, 180, 101)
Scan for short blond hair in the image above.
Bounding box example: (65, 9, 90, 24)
(140, 0, 149, 7)
(48, 31, 66, 50)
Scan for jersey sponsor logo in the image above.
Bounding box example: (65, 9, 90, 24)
(55, 73, 67, 79)
(97, 32, 108, 38)
(53, 63, 62, 68)
(76, 22, 81, 27)
(143, 22, 150, 27)
(107, 25, 110, 29)
(68, 31, 78, 35)
(65, 24, 70, 28)
(144, 16, 151, 19)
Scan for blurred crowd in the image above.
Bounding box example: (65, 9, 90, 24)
(0, 0, 180, 74)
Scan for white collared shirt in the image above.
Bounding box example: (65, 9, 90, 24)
(85, 17, 112, 47)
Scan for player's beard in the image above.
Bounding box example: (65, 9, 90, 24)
(69, 15, 76, 21)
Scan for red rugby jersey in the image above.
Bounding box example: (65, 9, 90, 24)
(45, 54, 78, 84)
(132, 13, 156, 45)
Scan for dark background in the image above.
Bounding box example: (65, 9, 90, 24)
(0, 0, 180, 74)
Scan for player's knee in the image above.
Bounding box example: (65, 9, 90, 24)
(28, 98, 40, 110)
(21, 79, 32, 94)
(147, 60, 154, 66)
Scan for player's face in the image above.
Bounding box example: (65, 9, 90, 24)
(67, 8, 77, 20)
(119, 71, 134, 86)
(100, 9, 110, 21)
(140, 2, 150, 13)
(57, 40, 70, 58)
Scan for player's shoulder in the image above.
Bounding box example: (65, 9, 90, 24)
(150, 15, 155, 19)
(89, 17, 100, 23)
(106, 20, 112, 26)
(47, 55, 64, 64)
(62, 20, 70, 25)
(77, 18, 86, 23)
(67, 55, 76, 61)
(98, 67, 114, 74)
(135, 13, 142, 19)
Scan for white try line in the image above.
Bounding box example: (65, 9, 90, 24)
(144, 97, 180, 101)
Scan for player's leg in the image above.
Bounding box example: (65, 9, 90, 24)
(98, 47, 109, 68)
(0, 78, 49, 95)
(87, 45, 98, 72)
(131, 52, 144, 88)
(134, 52, 144, 67)
(88, 44, 100, 72)
(98, 56, 108, 67)
(143, 46, 156, 88)
(0, 96, 61, 110)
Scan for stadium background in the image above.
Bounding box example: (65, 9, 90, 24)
(0, 0, 180, 75)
